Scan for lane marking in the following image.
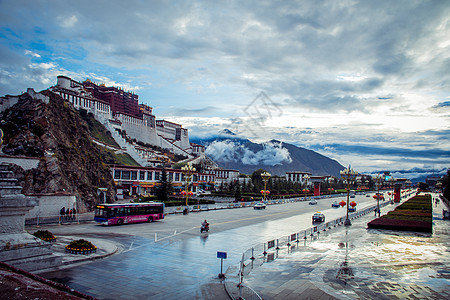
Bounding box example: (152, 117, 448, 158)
(122, 226, 198, 252)
(212, 210, 302, 226)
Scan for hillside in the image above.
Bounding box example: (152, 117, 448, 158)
(0, 90, 118, 211)
(191, 131, 344, 176)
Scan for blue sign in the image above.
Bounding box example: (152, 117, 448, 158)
(217, 251, 227, 259)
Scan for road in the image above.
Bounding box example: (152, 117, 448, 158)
(33, 193, 382, 299)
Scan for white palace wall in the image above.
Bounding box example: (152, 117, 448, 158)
(117, 114, 160, 146)
(51, 75, 193, 161)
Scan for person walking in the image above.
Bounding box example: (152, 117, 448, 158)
(60, 207, 65, 223)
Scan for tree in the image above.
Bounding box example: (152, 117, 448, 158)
(234, 184, 242, 202)
(418, 182, 429, 191)
(251, 168, 267, 192)
(156, 167, 171, 202)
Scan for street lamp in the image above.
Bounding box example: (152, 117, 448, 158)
(260, 172, 271, 201)
(340, 166, 358, 226)
(303, 174, 310, 200)
(181, 163, 196, 212)
(374, 174, 383, 216)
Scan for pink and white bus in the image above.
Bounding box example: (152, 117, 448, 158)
(94, 202, 164, 225)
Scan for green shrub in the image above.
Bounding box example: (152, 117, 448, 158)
(33, 230, 56, 242)
(378, 194, 432, 224)
(66, 239, 96, 251)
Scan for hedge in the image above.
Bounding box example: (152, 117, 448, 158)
(367, 194, 432, 233)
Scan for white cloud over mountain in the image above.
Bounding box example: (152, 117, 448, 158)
(205, 140, 292, 166)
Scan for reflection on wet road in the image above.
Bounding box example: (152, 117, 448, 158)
(39, 194, 395, 299)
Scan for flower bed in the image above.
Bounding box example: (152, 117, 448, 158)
(32, 230, 56, 242)
(368, 194, 432, 233)
(65, 239, 97, 254)
(367, 218, 432, 232)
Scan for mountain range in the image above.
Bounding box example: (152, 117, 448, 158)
(191, 130, 345, 177)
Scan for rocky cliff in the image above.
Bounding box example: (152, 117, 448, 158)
(0, 90, 116, 212)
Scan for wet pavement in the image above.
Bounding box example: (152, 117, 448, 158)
(32, 194, 379, 299)
(225, 194, 450, 299)
(23, 192, 450, 299)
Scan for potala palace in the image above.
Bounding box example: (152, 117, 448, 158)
(51, 75, 201, 160)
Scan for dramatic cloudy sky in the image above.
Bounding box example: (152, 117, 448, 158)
(1, 0, 449, 174)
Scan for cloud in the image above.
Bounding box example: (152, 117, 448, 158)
(0, 0, 449, 173)
(205, 140, 292, 166)
(432, 101, 450, 110)
(58, 15, 78, 28)
(24, 50, 41, 58)
(172, 106, 218, 116)
(204, 140, 236, 163)
(310, 143, 450, 159)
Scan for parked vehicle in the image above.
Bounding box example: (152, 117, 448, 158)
(309, 199, 318, 205)
(312, 212, 325, 222)
(253, 202, 266, 210)
(196, 189, 211, 196)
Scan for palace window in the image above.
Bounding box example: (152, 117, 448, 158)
(121, 170, 130, 180)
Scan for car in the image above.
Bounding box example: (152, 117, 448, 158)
(348, 207, 356, 212)
(366, 194, 370, 197)
(331, 201, 340, 208)
(309, 199, 318, 205)
(312, 212, 325, 222)
(196, 190, 211, 196)
(253, 202, 266, 210)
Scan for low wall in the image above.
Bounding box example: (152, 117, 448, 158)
(25, 193, 77, 218)
(0, 155, 40, 170)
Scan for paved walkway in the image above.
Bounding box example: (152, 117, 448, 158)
(224, 194, 450, 299)
(3, 194, 448, 299)
(33, 236, 119, 274)
(0, 235, 120, 299)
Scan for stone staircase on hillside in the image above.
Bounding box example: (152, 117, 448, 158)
(95, 115, 150, 167)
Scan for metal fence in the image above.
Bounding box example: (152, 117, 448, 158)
(229, 200, 392, 300)
(25, 213, 94, 226)
(164, 193, 346, 215)
(224, 281, 262, 300)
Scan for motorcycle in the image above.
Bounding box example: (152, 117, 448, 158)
(200, 223, 209, 233)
